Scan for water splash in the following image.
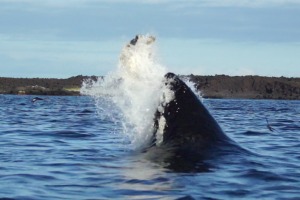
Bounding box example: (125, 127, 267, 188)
(181, 76, 203, 102)
(81, 35, 168, 149)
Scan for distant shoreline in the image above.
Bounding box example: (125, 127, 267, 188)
(0, 75, 95, 96)
(1, 75, 300, 100)
(187, 74, 300, 100)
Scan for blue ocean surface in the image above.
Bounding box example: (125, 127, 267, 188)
(0, 95, 299, 200)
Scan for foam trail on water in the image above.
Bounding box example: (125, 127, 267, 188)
(81, 35, 167, 149)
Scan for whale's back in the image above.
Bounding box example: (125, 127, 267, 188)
(153, 73, 235, 152)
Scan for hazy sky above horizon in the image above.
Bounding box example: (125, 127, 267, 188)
(0, 0, 300, 78)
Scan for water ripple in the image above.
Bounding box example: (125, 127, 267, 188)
(0, 96, 300, 199)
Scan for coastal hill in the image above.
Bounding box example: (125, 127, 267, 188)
(0, 75, 299, 100)
(188, 74, 300, 100)
(0, 75, 97, 96)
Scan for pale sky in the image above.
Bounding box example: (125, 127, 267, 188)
(0, 0, 300, 78)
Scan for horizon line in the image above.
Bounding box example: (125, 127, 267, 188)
(1, 74, 299, 79)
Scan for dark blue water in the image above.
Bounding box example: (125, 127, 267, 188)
(0, 95, 299, 200)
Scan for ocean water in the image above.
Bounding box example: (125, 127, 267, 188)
(0, 95, 299, 200)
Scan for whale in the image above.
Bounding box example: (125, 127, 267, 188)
(122, 35, 237, 151)
(120, 35, 245, 171)
(147, 72, 241, 166)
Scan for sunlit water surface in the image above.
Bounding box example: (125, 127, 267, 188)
(0, 95, 299, 200)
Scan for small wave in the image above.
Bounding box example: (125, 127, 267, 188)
(125, 176, 170, 185)
(239, 169, 296, 182)
(53, 131, 95, 138)
(2, 174, 58, 181)
(222, 189, 251, 197)
(264, 107, 291, 112)
(276, 119, 295, 123)
(68, 148, 99, 154)
(76, 109, 95, 116)
(263, 185, 300, 191)
(175, 195, 196, 200)
(18, 143, 51, 148)
(80, 109, 94, 113)
(281, 125, 300, 131)
(241, 131, 270, 136)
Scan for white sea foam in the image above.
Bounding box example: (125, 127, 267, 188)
(155, 115, 166, 146)
(154, 78, 176, 146)
(81, 35, 168, 149)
